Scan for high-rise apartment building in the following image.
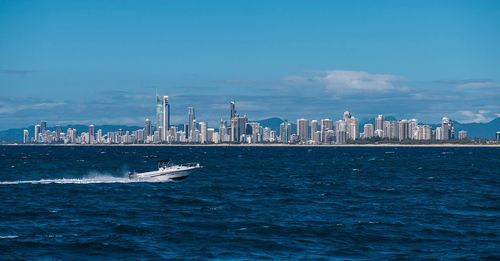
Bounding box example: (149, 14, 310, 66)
(297, 119, 309, 142)
(310, 120, 318, 143)
(363, 123, 374, 139)
(89, 124, 95, 144)
(375, 115, 384, 135)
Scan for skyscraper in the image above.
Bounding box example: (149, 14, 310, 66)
(297, 119, 309, 142)
(89, 124, 95, 144)
(458, 130, 468, 140)
(311, 120, 318, 143)
(200, 121, 208, 143)
(23, 129, 29, 144)
(40, 120, 47, 134)
(363, 123, 374, 139)
(336, 120, 347, 144)
(398, 120, 409, 141)
(55, 125, 62, 140)
(34, 124, 41, 143)
(231, 115, 238, 142)
(162, 96, 170, 141)
(441, 117, 454, 140)
(349, 117, 359, 140)
(230, 101, 236, 121)
(144, 118, 152, 137)
(156, 93, 163, 130)
(280, 120, 291, 144)
(188, 107, 196, 141)
(320, 119, 333, 143)
(375, 115, 384, 134)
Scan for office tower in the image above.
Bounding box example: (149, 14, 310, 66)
(144, 118, 152, 137)
(297, 119, 309, 143)
(458, 130, 468, 140)
(311, 120, 318, 143)
(162, 96, 170, 141)
(336, 120, 347, 144)
(40, 121, 47, 134)
(156, 93, 163, 130)
(349, 117, 359, 140)
(375, 115, 384, 135)
(496, 131, 500, 140)
(200, 122, 208, 143)
(23, 129, 29, 143)
(188, 107, 196, 140)
(89, 124, 95, 144)
(34, 124, 41, 143)
(230, 101, 236, 121)
(320, 119, 333, 143)
(363, 124, 374, 139)
(441, 117, 454, 140)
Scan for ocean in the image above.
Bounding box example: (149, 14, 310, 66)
(0, 145, 499, 259)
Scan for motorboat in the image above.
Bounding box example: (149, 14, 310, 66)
(128, 159, 201, 181)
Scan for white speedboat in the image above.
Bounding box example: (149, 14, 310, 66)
(128, 159, 201, 181)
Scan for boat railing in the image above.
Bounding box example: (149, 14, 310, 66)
(182, 162, 201, 167)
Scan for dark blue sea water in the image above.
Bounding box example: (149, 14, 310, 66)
(0, 145, 499, 259)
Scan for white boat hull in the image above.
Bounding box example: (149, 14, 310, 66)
(128, 165, 200, 181)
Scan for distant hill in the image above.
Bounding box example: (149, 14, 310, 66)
(1, 117, 498, 142)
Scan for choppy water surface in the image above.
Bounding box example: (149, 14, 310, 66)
(0, 146, 499, 259)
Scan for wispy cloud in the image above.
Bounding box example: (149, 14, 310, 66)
(435, 78, 500, 90)
(284, 70, 406, 96)
(459, 110, 496, 123)
(0, 69, 38, 76)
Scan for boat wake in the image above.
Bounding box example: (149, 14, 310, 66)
(0, 173, 172, 185)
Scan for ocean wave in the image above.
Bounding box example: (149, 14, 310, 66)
(0, 173, 171, 185)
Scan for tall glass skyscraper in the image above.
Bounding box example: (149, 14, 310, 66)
(156, 93, 163, 130)
(162, 96, 170, 141)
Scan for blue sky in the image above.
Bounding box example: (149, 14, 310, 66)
(1, 0, 499, 129)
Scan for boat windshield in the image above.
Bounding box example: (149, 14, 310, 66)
(158, 160, 174, 168)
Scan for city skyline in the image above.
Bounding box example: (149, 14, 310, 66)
(1, 1, 500, 129)
(22, 94, 490, 145)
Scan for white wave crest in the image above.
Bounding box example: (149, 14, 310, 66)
(0, 173, 171, 185)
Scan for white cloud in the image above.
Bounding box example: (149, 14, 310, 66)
(457, 81, 500, 89)
(459, 110, 494, 123)
(285, 70, 405, 95)
(318, 70, 403, 92)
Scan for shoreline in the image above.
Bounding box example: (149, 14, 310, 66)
(3, 143, 499, 147)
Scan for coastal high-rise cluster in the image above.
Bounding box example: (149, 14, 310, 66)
(23, 94, 476, 145)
